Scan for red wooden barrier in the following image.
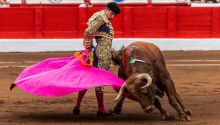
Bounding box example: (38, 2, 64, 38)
(0, 6, 220, 39)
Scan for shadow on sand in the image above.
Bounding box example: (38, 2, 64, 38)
(13, 112, 167, 123)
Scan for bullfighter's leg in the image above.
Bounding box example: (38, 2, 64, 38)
(154, 97, 175, 120)
(163, 78, 190, 121)
(73, 89, 87, 115)
(175, 93, 192, 115)
(114, 96, 125, 114)
(95, 87, 109, 113)
(95, 38, 114, 116)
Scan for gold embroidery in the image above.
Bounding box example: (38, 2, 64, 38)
(88, 10, 108, 24)
(94, 32, 113, 39)
(84, 15, 104, 40)
(84, 10, 114, 40)
(95, 37, 112, 70)
(108, 22, 114, 35)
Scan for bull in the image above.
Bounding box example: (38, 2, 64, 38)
(112, 41, 192, 121)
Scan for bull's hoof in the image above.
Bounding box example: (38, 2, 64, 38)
(179, 114, 191, 121)
(161, 113, 175, 121)
(184, 108, 193, 115)
(113, 107, 122, 114)
(144, 105, 155, 113)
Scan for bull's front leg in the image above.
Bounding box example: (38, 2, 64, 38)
(154, 97, 175, 120)
(114, 96, 125, 114)
(175, 93, 193, 115)
(163, 78, 191, 121)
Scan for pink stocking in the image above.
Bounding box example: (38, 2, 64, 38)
(95, 91, 108, 113)
(75, 89, 87, 109)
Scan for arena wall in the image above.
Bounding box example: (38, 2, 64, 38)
(1, 4, 220, 51)
(8, 0, 188, 4)
(1, 6, 220, 39)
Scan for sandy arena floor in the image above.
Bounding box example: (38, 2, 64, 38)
(0, 51, 220, 125)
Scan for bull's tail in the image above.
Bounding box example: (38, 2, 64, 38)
(10, 83, 16, 91)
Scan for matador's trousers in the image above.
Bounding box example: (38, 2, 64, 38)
(93, 37, 112, 92)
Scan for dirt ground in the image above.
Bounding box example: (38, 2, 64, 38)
(0, 51, 220, 125)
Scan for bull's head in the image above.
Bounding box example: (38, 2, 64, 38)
(111, 46, 125, 65)
(114, 73, 156, 113)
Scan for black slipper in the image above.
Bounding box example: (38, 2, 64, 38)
(97, 110, 115, 117)
(73, 107, 80, 115)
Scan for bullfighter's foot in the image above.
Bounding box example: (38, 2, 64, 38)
(97, 110, 115, 117)
(161, 112, 175, 121)
(183, 108, 193, 115)
(10, 83, 16, 91)
(72, 107, 80, 115)
(179, 114, 191, 121)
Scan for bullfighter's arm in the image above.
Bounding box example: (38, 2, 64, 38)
(83, 15, 104, 49)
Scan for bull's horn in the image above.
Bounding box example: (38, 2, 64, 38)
(140, 73, 152, 89)
(114, 82, 127, 102)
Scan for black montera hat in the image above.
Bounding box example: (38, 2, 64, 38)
(107, 2, 121, 15)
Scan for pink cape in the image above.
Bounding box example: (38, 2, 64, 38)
(14, 54, 125, 97)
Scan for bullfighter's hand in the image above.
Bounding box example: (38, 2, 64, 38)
(83, 39, 92, 50)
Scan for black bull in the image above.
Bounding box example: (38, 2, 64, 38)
(112, 41, 192, 121)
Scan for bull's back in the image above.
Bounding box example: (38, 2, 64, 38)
(119, 41, 166, 78)
(128, 41, 166, 66)
(129, 42, 158, 54)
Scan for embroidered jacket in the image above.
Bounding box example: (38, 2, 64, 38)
(84, 10, 114, 41)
